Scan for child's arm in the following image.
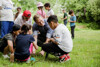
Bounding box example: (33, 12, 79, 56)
(32, 42, 38, 50)
(69, 21, 76, 23)
(50, 38, 59, 45)
(63, 16, 67, 20)
(44, 38, 50, 44)
(7, 40, 14, 62)
(69, 16, 76, 23)
(34, 35, 38, 46)
(7, 40, 14, 53)
(46, 15, 49, 18)
(61, 16, 67, 20)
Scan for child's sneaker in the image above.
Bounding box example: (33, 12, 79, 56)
(66, 54, 71, 60)
(3, 54, 10, 59)
(59, 54, 71, 63)
(30, 57, 35, 61)
(59, 54, 66, 62)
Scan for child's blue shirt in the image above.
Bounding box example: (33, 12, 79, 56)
(70, 15, 76, 27)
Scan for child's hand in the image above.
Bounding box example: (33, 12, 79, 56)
(61, 18, 64, 20)
(68, 19, 70, 22)
(50, 38, 55, 42)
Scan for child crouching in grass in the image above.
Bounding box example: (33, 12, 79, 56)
(42, 15, 73, 62)
(13, 24, 38, 62)
(0, 24, 21, 62)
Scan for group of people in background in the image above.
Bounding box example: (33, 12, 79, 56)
(0, 0, 76, 63)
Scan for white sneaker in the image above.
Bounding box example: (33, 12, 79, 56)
(3, 54, 10, 59)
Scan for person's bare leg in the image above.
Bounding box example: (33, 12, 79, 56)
(3, 46, 9, 55)
(10, 53, 14, 62)
(33, 46, 36, 55)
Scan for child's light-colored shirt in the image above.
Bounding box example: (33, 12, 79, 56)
(46, 9, 54, 17)
(53, 24, 73, 52)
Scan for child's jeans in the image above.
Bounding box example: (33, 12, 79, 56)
(64, 20, 67, 26)
(71, 25, 75, 39)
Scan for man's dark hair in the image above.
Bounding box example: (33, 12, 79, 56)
(47, 15, 58, 23)
(21, 24, 32, 34)
(69, 10, 74, 15)
(44, 3, 50, 7)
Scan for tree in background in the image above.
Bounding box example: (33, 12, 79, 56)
(12, 0, 100, 29)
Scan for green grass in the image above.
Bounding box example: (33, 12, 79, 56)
(0, 23, 100, 67)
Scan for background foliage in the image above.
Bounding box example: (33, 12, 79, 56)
(12, 0, 100, 29)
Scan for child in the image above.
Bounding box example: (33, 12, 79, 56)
(14, 7, 22, 20)
(14, 24, 38, 62)
(0, 24, 21, 62)
(61, 9, 68, 26)
(36, 2, 46, 19)
(44, 3, 54, 19)
(14, 10, 32, 26)
(68, 10, 76, 39)
(42, 15, 73, 62)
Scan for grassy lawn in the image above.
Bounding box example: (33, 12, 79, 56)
(0, 23, 100, 67)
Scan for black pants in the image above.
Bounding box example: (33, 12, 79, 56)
(42, 42, 69, 56)
(71, 25, 75, 39)
(37, 36, 46, 47)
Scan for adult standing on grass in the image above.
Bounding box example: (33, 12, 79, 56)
(44, 3, 54, 19)
(36, 2, 46, 19)
(33, 15, 53, 56)
(0, 0, 14, 39)
(14, 10, 32, 26)
(61, 9, 68, 26)
(68, 10, 76, 39)
(42, 15, 73, 62)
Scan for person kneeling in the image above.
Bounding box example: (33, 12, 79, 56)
(14, 24, 38, 63)
(0, 24, 21, 62)
(42, 15, 73, 62)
